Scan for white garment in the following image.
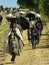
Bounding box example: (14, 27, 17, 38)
(3, 38, 8, 55)
(15, 27, 23, 41)
(3, 27, 23, 55)
(7, 27, 23, 41)
(30, 21, 36, 28)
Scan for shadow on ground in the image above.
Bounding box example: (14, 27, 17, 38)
(37, 45, 49, 49)
(5, 61, 15, 64)
(24, 45, 49, 51)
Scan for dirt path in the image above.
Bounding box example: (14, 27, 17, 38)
(3, 25, 49, 65)
(0, 14, 49, 65)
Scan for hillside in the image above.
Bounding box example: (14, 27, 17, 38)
(0, 12, 49, 65)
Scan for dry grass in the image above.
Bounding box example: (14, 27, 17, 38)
(0, 12, 49, 65)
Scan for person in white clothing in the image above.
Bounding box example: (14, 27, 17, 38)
(4, 21, 24, 62)
(7, 22, 23, 41)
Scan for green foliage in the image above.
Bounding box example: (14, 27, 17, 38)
(17, 0, 49, 17)
(43, 0, 49, 16)
(17, 0, 39, 11)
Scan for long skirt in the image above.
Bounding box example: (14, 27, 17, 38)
(3, 36, 21, 55)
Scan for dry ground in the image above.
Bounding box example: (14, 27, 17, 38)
(0, 12, 49, 65)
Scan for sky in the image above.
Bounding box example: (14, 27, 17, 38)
(0, 0, 19, 8)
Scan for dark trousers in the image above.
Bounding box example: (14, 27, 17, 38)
(11, 52, 16, 62)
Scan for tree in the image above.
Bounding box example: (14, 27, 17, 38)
(17, 0, 40, 11)
(17, 0, 49, 16)
(0, 5, 4, 12)
(43, 0, 49, 16)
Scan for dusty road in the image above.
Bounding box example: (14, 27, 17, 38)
(0, 13, 49, 65)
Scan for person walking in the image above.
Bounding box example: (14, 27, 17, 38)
(31, 25, 38, 49)
(35, 17, 43, 44)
